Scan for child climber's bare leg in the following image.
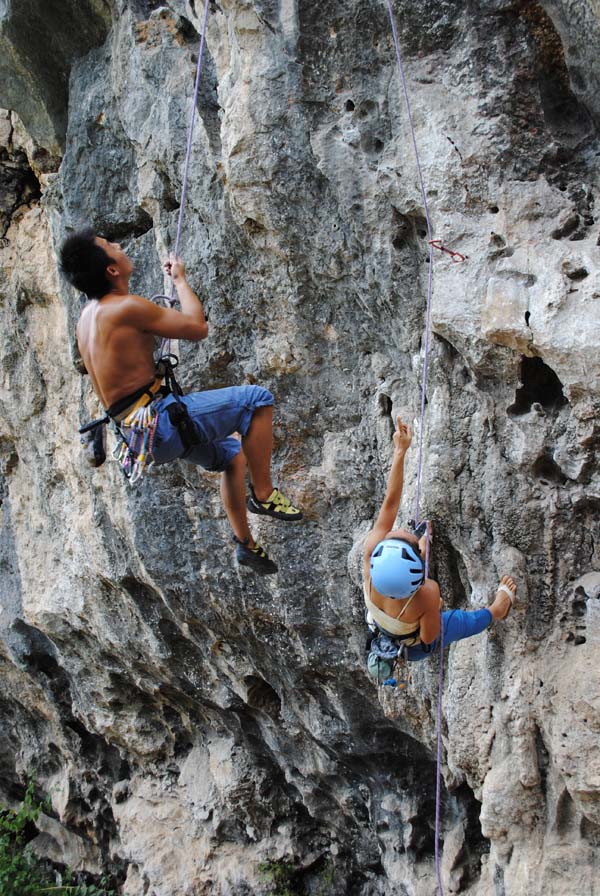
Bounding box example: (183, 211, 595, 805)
(489, 575, 518, 620)
(243, 405, 303, 521)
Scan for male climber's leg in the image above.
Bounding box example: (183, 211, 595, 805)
(221, 449, 277, 575)
(244, 406, 303, 521)
(156, 384, 302, 520)
(220, 449, 252, 545)
(241, 405, 274, 500)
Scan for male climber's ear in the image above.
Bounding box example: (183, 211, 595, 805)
(106, 264, 119, 278)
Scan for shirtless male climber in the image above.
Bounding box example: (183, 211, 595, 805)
(59, 228, 302, 575)
(363, 415, 517, 681)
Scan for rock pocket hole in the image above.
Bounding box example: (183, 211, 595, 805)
(532, 452, 567, 486)
(345, 99, 355, 112)
(357, 100, 377, 119)
(564, 264, 589, 281)
(378, 393, 392, 416)
(507, 356, 568, 416)
(244, 676, 282, 719)
(581, 817, 600, 847)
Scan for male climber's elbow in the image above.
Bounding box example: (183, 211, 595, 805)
(188, 321, 208, 341)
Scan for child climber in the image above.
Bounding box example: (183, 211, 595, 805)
(363, 415, 517, 680)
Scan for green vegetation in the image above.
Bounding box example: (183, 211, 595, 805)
(258, 858, 336, 896)
(0, 779, 115, 896)
(258, 861, 299, 896)
(317, 861, 335, 895)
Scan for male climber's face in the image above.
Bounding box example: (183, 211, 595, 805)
(96, 236, 134, 279)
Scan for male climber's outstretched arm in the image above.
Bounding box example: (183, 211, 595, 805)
(162, 254, 208, 333)
(123, 254, 208, 342)
(363, 416, 412, 564)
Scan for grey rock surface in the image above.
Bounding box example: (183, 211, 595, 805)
(0, 0, 113, 156)
(0, 1, 599, 894)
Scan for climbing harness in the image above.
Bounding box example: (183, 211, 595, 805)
(78, 356, 203, 482)
(385, 2, 446, 892)
(112, 396, 161, 483)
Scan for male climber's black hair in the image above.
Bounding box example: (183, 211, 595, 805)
(59, 227, 113, 299)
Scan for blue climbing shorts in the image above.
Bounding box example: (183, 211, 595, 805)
(150, 384, 274, 472)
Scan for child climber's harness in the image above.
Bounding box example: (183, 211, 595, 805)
(79, 356, 203, 483)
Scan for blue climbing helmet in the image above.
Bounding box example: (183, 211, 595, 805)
(370, 538, 425, 599)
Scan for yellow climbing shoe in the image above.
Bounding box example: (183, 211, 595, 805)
(247, 485, 303, 521)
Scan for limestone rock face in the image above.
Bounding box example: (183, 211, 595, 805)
(0, 1, 599, 894)
(0, 0, 113, 156)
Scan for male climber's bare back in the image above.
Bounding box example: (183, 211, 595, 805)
(76, 293, 157, 408)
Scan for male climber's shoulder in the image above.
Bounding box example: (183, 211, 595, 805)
(117, 293, 157, 324)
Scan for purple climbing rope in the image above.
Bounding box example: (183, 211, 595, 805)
(161, 0, 210, 358)
(385, 3, 444, 894)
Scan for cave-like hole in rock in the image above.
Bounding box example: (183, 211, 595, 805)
(345, 99, 355, 112)
(102, 209, 153, 242)
(449, 782, 490, 888)
(531, 452, 567, 485)
(507, 356, 567, 416)
(378, 393, 392, 416)
(520, 1, 593, 143)
(581, 816, 600, 847)
(406, 802, 436, 860)
(244, 675, 282, 719)
(565, 265, 589, 281)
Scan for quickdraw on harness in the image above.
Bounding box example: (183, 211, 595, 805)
(111, 389, 162, 484)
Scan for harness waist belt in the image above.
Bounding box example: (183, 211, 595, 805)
(106, 376, 168, 423)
